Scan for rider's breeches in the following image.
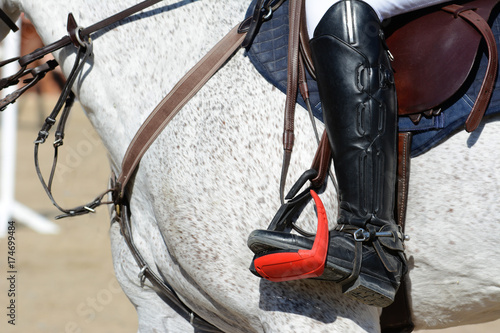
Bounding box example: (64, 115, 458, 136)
(306, 0, 451, 38)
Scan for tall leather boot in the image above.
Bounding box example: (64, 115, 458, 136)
(309, 0, 406, 307)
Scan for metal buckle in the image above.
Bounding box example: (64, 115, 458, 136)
(262, 7, 273, 20)
(353, 228, 369, 242)
(0, 59, 59, 110)
(138, 266, 147, 287)
(353, 228, 395, 242)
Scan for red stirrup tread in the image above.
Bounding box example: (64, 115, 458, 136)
(254, 190, 329, 282)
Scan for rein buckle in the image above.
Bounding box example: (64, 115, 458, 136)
(0, 59, 59, 111)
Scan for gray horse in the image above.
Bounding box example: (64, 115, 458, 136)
(1, 0, 499, 331)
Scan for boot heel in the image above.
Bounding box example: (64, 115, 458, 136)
(342, 273, 396, 308)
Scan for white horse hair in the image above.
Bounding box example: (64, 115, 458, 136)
(1, 0, 500, 332)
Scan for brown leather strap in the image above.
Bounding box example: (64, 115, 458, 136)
(280, 0, 304, 202)
(310, 130, 331, 188)
(380, 132, 414, 333)
(81, 0, 163, 37)
(116, 24, 246, 196)
(18, 0, 163, 67)
(395, 132, 412, 229)
(299, 1, 316, 81)
(242, 0, 267, 48)
(442, 3, 499, 132)
(283, 0, 303, 153)
(300, 11, 316, 80)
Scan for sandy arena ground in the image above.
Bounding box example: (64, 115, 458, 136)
(0, 94, 499, 333)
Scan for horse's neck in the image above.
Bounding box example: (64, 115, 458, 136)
(18, 0, 249, 168)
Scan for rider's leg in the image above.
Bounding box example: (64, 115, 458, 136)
(248, 0, 452, 308)
(308, 0, 406, 307)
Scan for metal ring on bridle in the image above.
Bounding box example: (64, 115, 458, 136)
(263, 7, 273, 20)
(74, 26, 90, 48)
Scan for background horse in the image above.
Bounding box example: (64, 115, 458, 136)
(1, 0, 500, 332)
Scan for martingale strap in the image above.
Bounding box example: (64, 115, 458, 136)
(114, 0, 294, 198)
(111, 1, 335, 330)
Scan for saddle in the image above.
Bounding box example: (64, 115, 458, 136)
(386, 0, 499, 130)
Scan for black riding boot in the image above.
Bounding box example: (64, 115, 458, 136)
(247, 0, 406, 307)
(309, 0, 406, 307)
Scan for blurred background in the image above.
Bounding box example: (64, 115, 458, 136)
(0, 16, 498, 333)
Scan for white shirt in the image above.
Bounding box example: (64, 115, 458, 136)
(306, 0, 451, 38)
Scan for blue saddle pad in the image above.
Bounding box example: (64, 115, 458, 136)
(244, 2, 500, 157)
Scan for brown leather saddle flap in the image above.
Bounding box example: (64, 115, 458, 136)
(386, 0, 499, 117)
